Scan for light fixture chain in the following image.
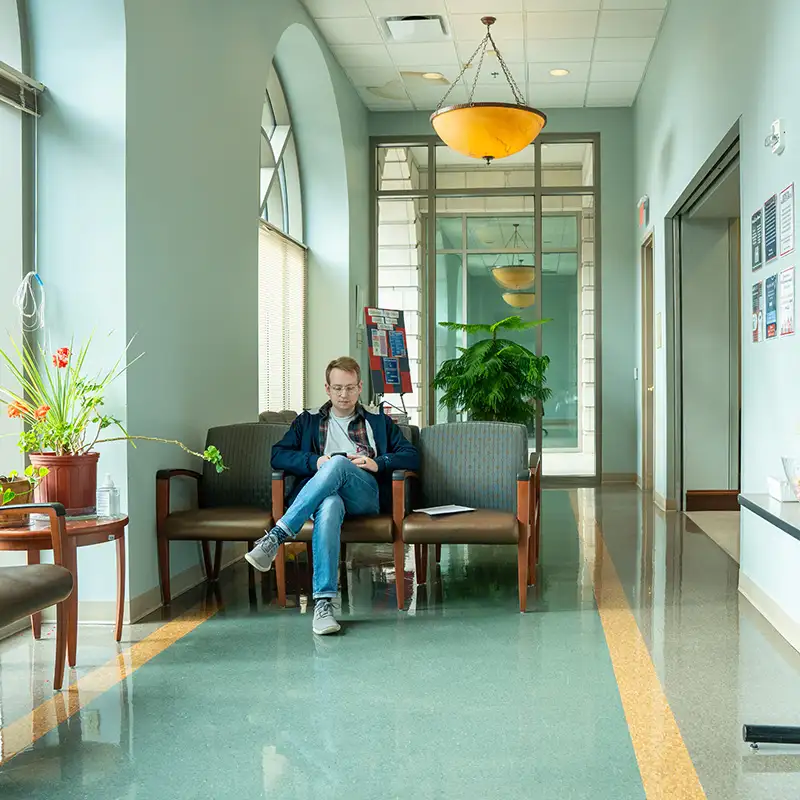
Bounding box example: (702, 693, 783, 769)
(435, 34, 489, 110)
(487, 30, 526, 105)
(468, 37, 489, 103)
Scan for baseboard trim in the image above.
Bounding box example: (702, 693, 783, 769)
(740, 572, 800, 656)
(601, 473, 637, 484)
(654, 491, 678, 512)
(685, 490, 740, 512)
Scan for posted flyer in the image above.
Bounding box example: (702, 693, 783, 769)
(780, 266, 795, 337)
(765, 194, 779, 263)
(752, 208, 763, 270)
(752, 280, 764, 342)
(766, 273, 778, 339)
(780, 183, 796, 257)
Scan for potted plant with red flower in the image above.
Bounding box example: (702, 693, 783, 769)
(0, 336, 225, 516)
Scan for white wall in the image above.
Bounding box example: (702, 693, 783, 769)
(681, 219, 735, 491)
(635, 0, 800, 643)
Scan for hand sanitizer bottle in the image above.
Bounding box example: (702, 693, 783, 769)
(96, 473, 120, 517)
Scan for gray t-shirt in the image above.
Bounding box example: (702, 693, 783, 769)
(323, 412, 377, 457)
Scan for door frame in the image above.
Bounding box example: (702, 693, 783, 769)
(640, 232, 655, 492)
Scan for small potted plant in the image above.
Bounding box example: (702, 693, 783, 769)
(0, 335, 225, 516)
(0, 464, 50, 528)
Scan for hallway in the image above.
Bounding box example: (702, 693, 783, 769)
(1, 489, 799, 799)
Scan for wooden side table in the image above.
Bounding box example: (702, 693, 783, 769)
(0, 515, 128, 667)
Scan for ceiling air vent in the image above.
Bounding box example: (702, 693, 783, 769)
(383, 15, 449, 42)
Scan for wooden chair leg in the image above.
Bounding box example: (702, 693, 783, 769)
(212, 541, 223, 581)
(340, 543, 347, 564)
(157, 536, 171, 606)
(528, 530, 536, 586)
(115, 534, 125, 642)
(393, 539, 405, 610)
(201, 541, 213, 581)
(435, 543, 442, 564)
(28, 550, 42, 639)
(275, 543, 287, 607)
(414, 544, 423, 584)
(421, 544, 429, 584)
(53, 599, 68, 691)
(518, 538, 529, 613)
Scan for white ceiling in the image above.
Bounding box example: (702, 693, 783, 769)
(301, 0, 668, 110)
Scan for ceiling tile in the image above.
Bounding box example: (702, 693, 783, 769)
(408, 85, 469, 110)
(601, 0, 667, 8)
(315, 17, 383, 45)
(528, 81, 587, 107)
(462, 62, 527, 85)
(368, 0, 448, 16)
(450, 13, 525, 40)
(592, 36, 655, 61)
(527, 61, 590, 82)
(398, 65, 463, 83)
(345, 66, 401, 87)
(526, 38, 594, 61)
(526, 11, 599, 39)
(597, 10, 663, 37)
(457, 39, 527, 62)
(388, 41, 460, 66)
(524, 0, 599, 9)
(330, 44, 393, 67)
(585, 80, 639, 105)
(469, 83, 526, 103)
(357, 86, 412, 106)
(589, 61, 646, 82)
(302, 0, 371, 17)
(445, 0, 523, 11)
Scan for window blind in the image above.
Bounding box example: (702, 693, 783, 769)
(258, 220, 307, 414)
(0, 61, 43, 116)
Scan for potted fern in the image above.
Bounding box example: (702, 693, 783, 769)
(433, 316, 551, 424)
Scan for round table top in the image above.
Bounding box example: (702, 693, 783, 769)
(0, 514, 128, 547)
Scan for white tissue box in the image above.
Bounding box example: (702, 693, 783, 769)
(767, 475, 798, 503)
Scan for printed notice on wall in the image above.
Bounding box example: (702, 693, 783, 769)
(780, 266, 795, 336)
(752, 281, 764, 342)
(765, 194, 779, 263)
(371, 328, 388, 357)
(780, 184, 796, 256)
(752, 209, 763, 270)
(766, 274, 779, 339)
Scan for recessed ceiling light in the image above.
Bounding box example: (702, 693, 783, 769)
(422, 72, 445, 81)
(549, 68, 570, 77)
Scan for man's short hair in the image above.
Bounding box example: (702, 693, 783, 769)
(326, 357, 361, 384)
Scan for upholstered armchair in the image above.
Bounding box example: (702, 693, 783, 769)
(156, 422, 290, 605)
(401, 422, 541, 612)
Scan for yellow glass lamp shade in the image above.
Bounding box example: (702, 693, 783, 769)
(431, 103, 547, 164)
(502, 291, 536, 309)
(491, 265, 535, 291)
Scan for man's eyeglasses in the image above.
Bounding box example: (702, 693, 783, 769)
(329, 385, 359, 395)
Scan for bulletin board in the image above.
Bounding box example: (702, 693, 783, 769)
(364, 307, 412, 396)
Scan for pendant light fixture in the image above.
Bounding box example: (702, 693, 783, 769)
(431, 16, 547, 165)
(492, 224, 535, 291)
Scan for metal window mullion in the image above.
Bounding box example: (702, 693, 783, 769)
(534, 141, 544, 458)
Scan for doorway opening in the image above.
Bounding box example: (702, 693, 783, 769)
(640, 233, 655, 492)
(666, 129, 741, 513)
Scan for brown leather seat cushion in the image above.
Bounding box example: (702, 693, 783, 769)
(295, 515, 393, 544)
(402, 509, 520, 544)
(162, 507, 273, 541)
(0, 565, 74, 629)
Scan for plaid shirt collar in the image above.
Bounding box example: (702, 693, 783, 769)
(318, 402, 375, 458)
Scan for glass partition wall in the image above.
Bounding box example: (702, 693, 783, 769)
(372, 136, 599, 480)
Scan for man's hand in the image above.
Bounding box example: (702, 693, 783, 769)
(316, 455, 331, 470)
(348, 455, 378, 473)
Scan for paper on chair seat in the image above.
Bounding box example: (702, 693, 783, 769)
(413, 505, 475, 516)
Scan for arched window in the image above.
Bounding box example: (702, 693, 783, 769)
(259, 67, 302, 241)
(258, 66, 306, 414)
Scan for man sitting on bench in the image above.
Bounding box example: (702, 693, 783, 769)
(246, 357, 419, 635)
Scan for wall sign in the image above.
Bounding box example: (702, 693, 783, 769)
(780, 266, 795, 337)
(765, 194, 779, 263)
(364, 307, 412, 395)
(752, 280, 764, 342)
(780, 183, 796, 257)
(751, 208, 763, 270)
(766, 273, 779, 339)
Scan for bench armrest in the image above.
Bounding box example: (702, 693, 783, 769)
(0, 503, 69, 565)
(271, 471, 286, 521)
(392, 470, 419, 530)
(156, 469, 202, 482)
(156, 470, 202, 530)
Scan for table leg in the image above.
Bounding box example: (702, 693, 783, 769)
(66, 540, 78, 668)
(28, 550, 42, 640)
(115, 534, 125, 642)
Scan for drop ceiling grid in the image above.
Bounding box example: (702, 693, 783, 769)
(302, 0, 670, 110)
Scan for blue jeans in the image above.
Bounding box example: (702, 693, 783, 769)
(278, 456, 380, 599)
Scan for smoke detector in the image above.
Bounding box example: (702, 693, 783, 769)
(383, 15, 449, 42)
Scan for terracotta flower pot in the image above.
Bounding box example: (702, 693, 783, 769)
(0, 478, 33, 528)
(29, 452, 100, 517)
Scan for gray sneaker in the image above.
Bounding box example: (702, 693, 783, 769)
(312, 599, 341, 635)
(244, 531, 280, 572)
